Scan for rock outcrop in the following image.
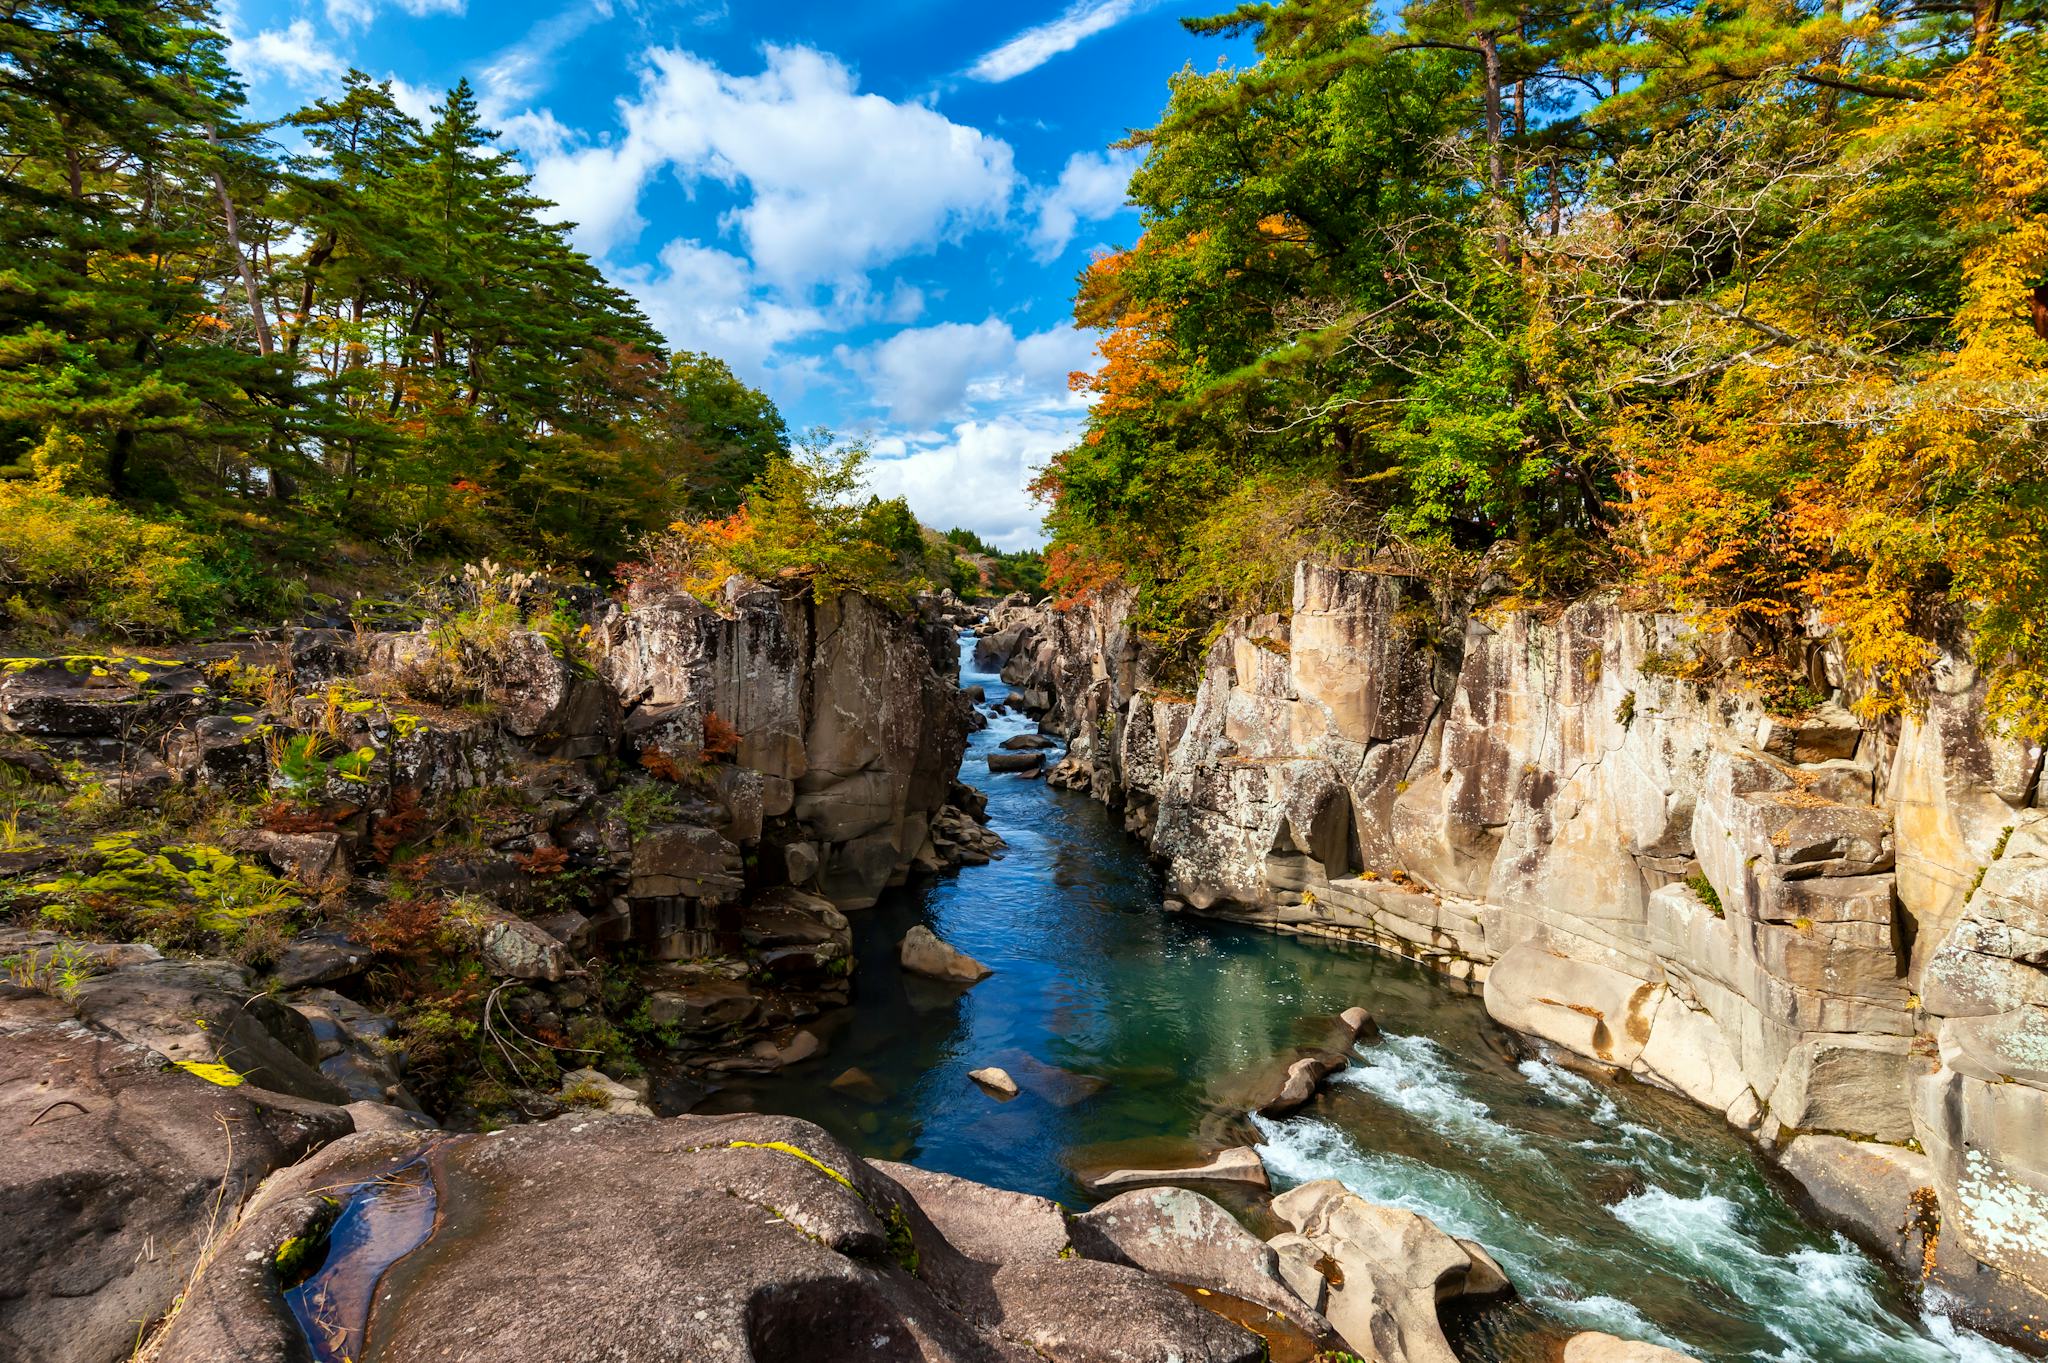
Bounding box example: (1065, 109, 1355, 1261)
(980, 563, 2048, 1339)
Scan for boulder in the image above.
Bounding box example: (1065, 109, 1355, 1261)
(988, 750, 1045, 774)
(1070, 1187, 1339, 1348)
(1340, 1006, 1379, 1042)
(968, 1066, 1019, 1097)
(1000, 733, 1058, 751)
(68, 956, 345, 1103)
(1562, 1333, 1702, 1363)
(1270, 1180, 1511, 1363)
(0, 989, 349, 1363)
(558, 1067, 654, 1117)
(899, 925, 992, 983)
(1257, 1053, 1347, 1117)
(1089, 1147, 1269, 1193)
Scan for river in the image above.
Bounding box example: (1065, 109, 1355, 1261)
(686, 637, 2027, 1363)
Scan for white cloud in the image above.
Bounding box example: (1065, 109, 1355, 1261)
(477, 5, 612, 121)
(527, 45, 1017, 287)
(864, 417, 1074, 549)
(385, 75, 440, 125)
(621, 240, 923, 397)
(232, 19, 346, 87)
(857, 320, 1019, 426)
(970, 0, 1153, 82)
(1029, 148, 1138, 259)
(327, 0, 463, 29)
(842, 318, 1096, 428)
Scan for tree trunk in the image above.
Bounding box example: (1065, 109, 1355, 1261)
(204, 127, 275, 356)
(1464, 0, 1508, 260)
(1974, 0, 2003, 52)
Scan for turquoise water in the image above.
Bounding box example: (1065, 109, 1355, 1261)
(680, 639, 2028, 1363)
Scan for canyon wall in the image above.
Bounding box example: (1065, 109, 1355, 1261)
(983, 564, 2048, 1345)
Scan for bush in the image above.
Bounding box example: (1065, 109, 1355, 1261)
(0, 464, 269, 637)
(627, 434, 947, 610)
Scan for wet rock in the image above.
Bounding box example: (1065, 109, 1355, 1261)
(1270, 1179, 1511, 1363)
(0, 989, 349, 1363)
(969, 1066, 1019, 1097)
(261, 928, 367, 989)
(160, 1113, 1264, 1363)
(988, 750, 1045, 774)
(1562, 1333, 1702, 1363)
(1339, 1006, 1379, 1042)
(899, 924, 992, 983)
(1089, 1147, 1269, 1193)
(1001, 733, 1058, 751)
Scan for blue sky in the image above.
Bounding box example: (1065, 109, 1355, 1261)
(221, 0, 1253, 547)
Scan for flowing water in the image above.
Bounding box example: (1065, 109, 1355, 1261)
(685, 637, 2030, 1363)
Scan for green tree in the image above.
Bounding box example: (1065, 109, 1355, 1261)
(663, 350, 790, 512)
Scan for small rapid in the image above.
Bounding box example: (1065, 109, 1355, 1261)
(697, 633, 2028, 1363)
(1255, 1032, 2024, 1363)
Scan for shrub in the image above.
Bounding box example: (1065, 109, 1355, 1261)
(627, 435, 943, 610)
(0, 463, 269, 638)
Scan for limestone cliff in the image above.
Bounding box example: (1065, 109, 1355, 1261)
(982, 564, 2048, 1345)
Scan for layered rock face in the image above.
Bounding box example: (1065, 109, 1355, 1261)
(984, 564, 2048, 1340)
(597, 578, 972, 914)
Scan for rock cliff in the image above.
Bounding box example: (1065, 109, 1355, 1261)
(981, 564, 2048, 1345)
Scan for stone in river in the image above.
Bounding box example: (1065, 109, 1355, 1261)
(1339, 1006, 1379, 1042)
(987, 750, 1045, 773)
(968, 1066, 1019, 1097)
(1089, 1146, 1270, 1193)
(828, 1066, 887, 1103)
(898, 924, 993, 983)
(1269, 1180, 1513, 1363)
(1256, 1053, 1347, 1118)
(999, 733, 1057, 751)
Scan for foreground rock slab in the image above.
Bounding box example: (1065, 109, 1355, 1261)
(1071, 1186, 1341, 1352)
(157, 1112, 1267, 1363)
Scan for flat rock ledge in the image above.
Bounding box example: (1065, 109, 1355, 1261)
(155, 1113, 1271, 1363)
(1088, 1146, 1270, 1193)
